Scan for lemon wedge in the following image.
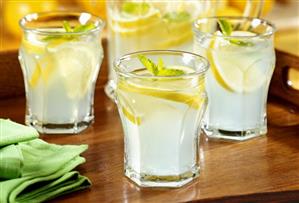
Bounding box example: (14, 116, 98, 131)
(207, 31, 266, 93)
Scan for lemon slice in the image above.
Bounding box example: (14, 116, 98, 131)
(28, 53, 56, 88)
(117, 91, 142, 125)
(207, 38, 242, 92)
(207, 31, 266, 93)
(51, 42, 97, 99)
(117, 68, 205, 110)
(111, 6, 160, 29)
(28, 62, 41, 88)
(110, 6, 162, 36)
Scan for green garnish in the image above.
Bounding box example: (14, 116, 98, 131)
(63, 21, 73, 32)
(42, 21, 96, 41)
(157, 58, 164, 71)
(73, 23, 95, 32)
(229, 39, 254, 47)
(218, 19, 232, 36)
(156, 68, 186, 76)
(163, 11, 191, 23)
(138, 55, 159, 75)
(217, 19, 254, 47)
(122, 2, 150, 15)
(138, 55, 185, 76)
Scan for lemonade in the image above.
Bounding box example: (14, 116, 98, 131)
(193, 17, 276, 140)
(105, 0, 206, 98)
(114, 51, 208, 187)
(19, 12, 104, 134)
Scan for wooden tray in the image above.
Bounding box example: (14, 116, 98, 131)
(0, 42, 299, 202)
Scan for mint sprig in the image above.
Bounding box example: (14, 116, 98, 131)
(63, 21, 73, 32)
(138, 55, 185, 76)
(217, 19, 254, 47)
(43, 21, 95, 41)
(218, 19, 232, 36)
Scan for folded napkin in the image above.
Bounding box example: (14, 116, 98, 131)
(0, 119, 39, 147)
(0, 120, 91, 203)
(0, 145, 24, 179)
(0, 119, 37, 179)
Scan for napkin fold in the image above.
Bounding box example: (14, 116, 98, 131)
(0, 120, 91, 203)
(0, 119, 39, 147)
(0, 144, 24, 179)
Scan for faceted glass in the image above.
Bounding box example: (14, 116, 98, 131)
(18, 12, 104, 134)
(114, 50, 208, 187)
(193, 17, 276, 141)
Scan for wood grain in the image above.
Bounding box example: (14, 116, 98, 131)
(0, 45, 299, 202)
(269, 50, 299, 107)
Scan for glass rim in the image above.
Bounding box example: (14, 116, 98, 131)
(19, 11, 105, 35)
(193, 16, 276, 39)
(114, 50, 209, 79)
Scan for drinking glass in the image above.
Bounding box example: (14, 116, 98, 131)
(105, 0, 264, 99)
(193, 17, 276, 141)
(19, 12, 104, 134)
(114, 50, 208, 187)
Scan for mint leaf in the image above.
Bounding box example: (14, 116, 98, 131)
(42, 21, 95, 42)
(122, 2, 150, 15)
(73, 23, 95, 32)
(138, 55, 185, 76)
(229, 39, 254, 46)
(157, 58, 164, 71)
(157, 69, 185, 76)
(138, 55, 158, 75)
(218, 19, 254, 47)
(218, 19, 232, 36)
(163, 11, 190, 23)
(63, 21, 73, 32)
(42, 35, 64, 41)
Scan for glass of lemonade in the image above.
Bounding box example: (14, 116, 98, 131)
(114, 50, 208, 187)
(19, 12, 104, 134)
(193, 17, 276, 141)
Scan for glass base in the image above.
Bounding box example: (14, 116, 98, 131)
(125, 166, 200, 188)
(203, 124, 267, 141)
(104, 80, 116, 102)
(25, 115, 94, 134)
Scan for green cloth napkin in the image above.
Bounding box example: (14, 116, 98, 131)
(0, 139, 91, 203)
(0, 119, 39, 147)
(0, 119, 91, 203)
(0, 119, 37, 180)
(0, 145, 24, 179)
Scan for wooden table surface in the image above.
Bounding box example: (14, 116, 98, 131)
(1, 50, 299, 202)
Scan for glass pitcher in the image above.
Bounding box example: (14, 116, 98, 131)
(105, 0, 264, 99)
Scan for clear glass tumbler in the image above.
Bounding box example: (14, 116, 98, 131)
(193, 17, 276, 141)
(19, 12, 104, 134)
(114, 50, 208, 187)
